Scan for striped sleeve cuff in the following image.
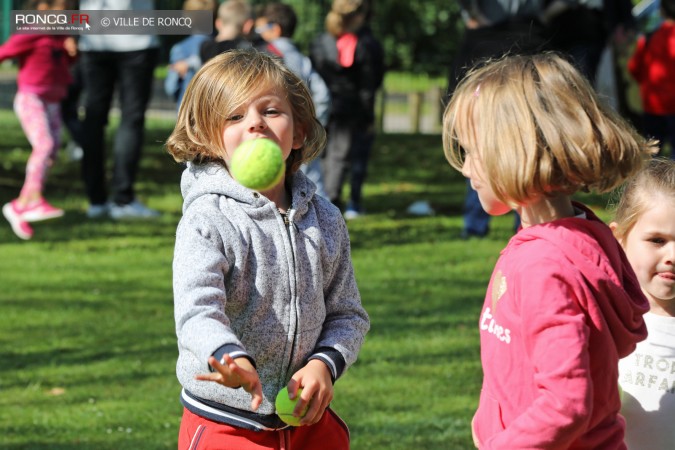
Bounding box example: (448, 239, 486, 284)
(211, 344, 256, 372)
(307, 347, 346, 383)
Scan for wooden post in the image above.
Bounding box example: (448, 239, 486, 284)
(429, 85, 443, 133)
(409, 91, 423, 134)
(377, 88, 386, 133)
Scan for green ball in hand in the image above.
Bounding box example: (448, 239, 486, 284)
(230, 139, 285, 191)
(275, 387, 308, 426)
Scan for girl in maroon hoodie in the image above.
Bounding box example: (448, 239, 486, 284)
(442, 53, 655, 449)
(0, 0, 74, 240)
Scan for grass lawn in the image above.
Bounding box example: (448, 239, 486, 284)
(0, 109, 615, 449)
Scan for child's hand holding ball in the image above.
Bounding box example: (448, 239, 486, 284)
(275, 386, 309, 426)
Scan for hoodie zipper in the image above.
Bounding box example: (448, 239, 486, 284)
(279, 207, 300, 382)
(279, 209, 290, 226)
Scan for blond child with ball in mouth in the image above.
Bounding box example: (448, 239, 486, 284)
(165, 49, 369, 449)
(443, 53, 656, 449)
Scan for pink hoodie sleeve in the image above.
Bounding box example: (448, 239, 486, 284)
(481, 261, 594, 449)
(627, 35, 647, 83)
(0, 34, 38, 62)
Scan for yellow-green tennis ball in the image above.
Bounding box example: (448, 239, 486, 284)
(275, 387, 308, 426)
(230, 139, 285, 191)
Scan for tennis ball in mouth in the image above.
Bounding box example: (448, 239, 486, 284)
(275, 387, 308, 426)
(230, 139, 285, 191)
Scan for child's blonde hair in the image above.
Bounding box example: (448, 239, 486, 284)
(166, 49, 326, 174)
(325, 0, 369, 36)
(443, 52, 657, 206)
(25, 0, 71, 9)
(183, 0, 217, 13)
(612, 158, 675, 241)
(217, 0, 251, 31)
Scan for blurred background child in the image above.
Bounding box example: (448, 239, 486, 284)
(628, 0, 675, 159)
(613, 158, 675, 450)
(255, 1, 331, 199)
(310, 0, 385, 218)
(200, 0, 279, 64)
(0, 0, 74, 240)
(443, 53, 654, 449)
(164, 0, 218, 110)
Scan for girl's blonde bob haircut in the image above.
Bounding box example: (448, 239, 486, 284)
(166, 49, 326, 174)
(612, 157, 675, 241)
(442, 52, 657, 206)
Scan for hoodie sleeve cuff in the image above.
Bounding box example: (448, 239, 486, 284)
(210, 344, 256, 372)
(307, 347, 346, 383)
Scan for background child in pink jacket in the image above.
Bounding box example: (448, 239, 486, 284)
(0, 0, 74, 240)
(442, 53, 655, 449)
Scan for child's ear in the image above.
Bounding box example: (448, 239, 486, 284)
(271, 23, 283, 38)
(292, 128, 305, 150)
(609, 222, 623, 243)
(243, 18, 255, 35)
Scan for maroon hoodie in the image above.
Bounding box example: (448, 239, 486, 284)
(473, 203, 648, 449)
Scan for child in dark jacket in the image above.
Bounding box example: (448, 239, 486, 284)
(310, 0, 384, 218)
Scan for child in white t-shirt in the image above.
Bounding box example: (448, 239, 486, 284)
(612, 158, 675, 450)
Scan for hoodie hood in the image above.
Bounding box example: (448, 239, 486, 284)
(509, 203, 648, 357)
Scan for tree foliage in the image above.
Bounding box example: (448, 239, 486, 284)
(370, 0, 463, 76)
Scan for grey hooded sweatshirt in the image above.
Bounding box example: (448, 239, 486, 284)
(173, 162, 370, 430)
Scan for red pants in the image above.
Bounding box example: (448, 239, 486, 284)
(178, 407, 350, 450)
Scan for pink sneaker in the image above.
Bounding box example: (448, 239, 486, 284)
(20, 198, 64, 222)
(2, 201, 34, 240)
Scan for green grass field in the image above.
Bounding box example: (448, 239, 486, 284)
(0, 109, 614, 449)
